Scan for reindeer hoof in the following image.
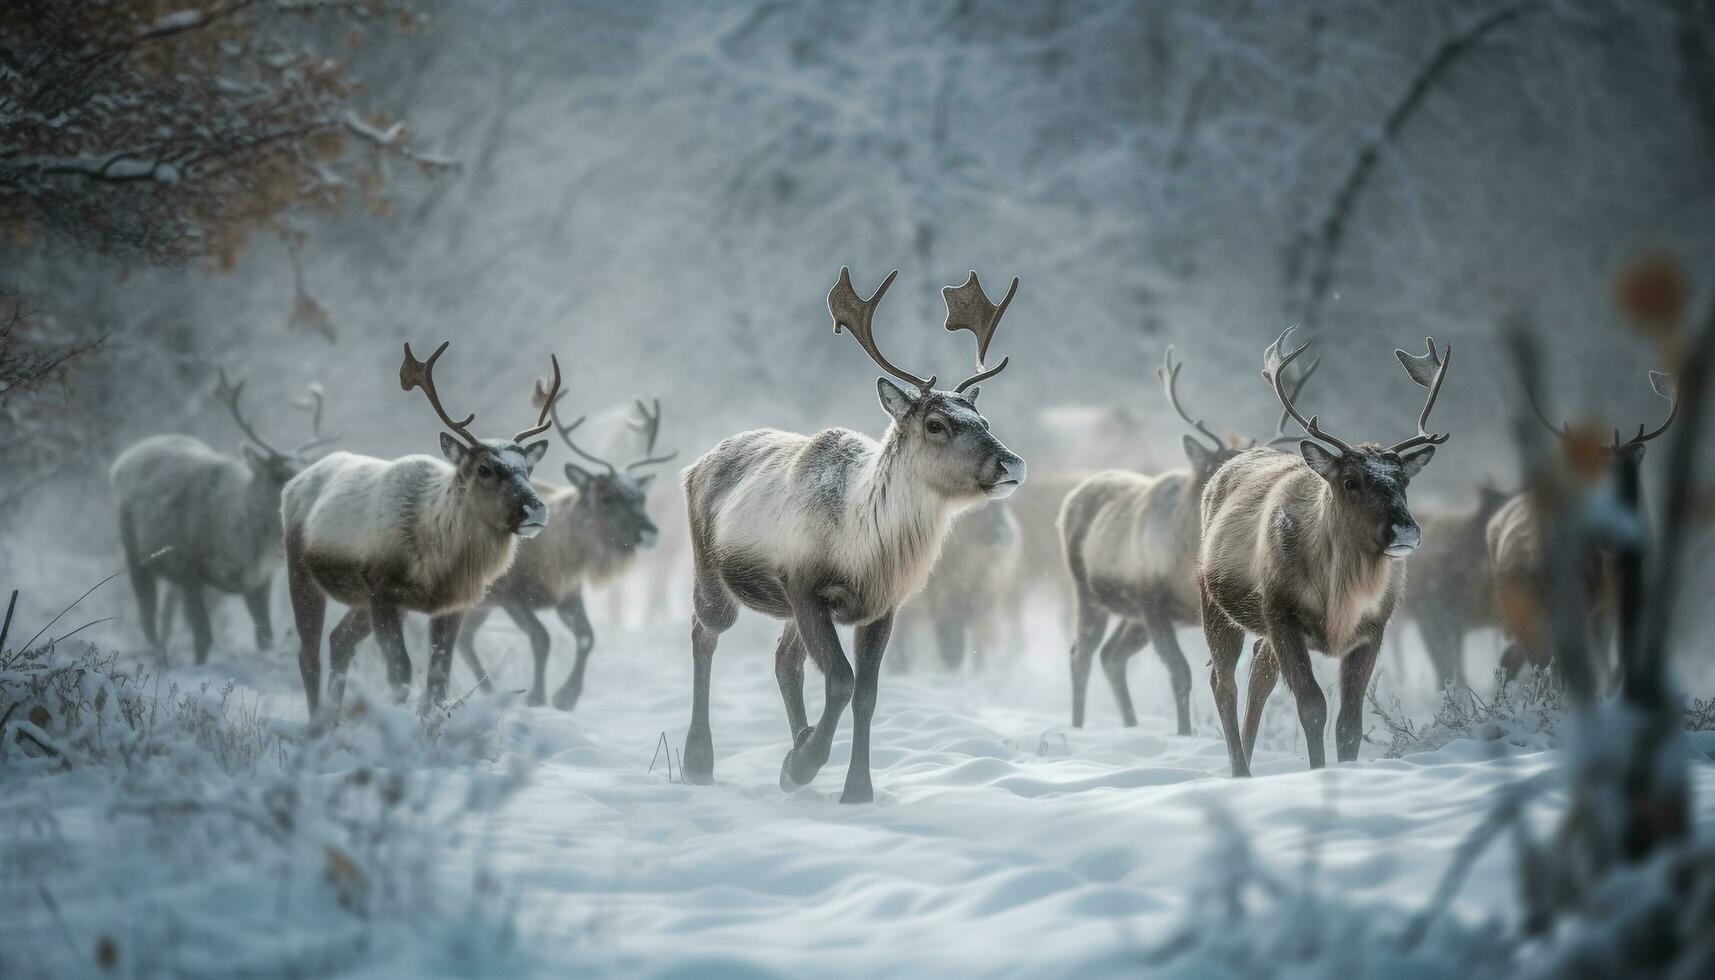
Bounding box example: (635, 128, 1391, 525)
(525, 689, 546, 708)
(551, 686, 580, 711)
(778, 727, 818, 791)
(839, 782, 874, 805)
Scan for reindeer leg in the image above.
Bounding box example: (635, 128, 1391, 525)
(182, 585, 213, 666)
(499, 599, 551, 707)
(1335, 640, 1380, 763)
(287, 541, 326, 717)
(1422, 616, 1462, 691)
(1098, 619, 1149, 728)
(119, 513, 162, 652)
(840, 611, 893, 804)
(1069, 586, 1109, 728)
(243, 580, 273, 651)
(455, 606, 495, 695)
(1144, 603, 1194, 735)
(934, 607, 968, 671)
(780, 592, 854, 792)
(425, 613, 461, 712)
(684, 515, 736, 786)
(370, 604, 412, 704)
(1202, 589, 1248, 777)
(1241, 639, 1279, 766)
(774, 621, 808, 739)
(551, 591, 594, 711)
(325, 607, 373, 717)
(1265, 614, 1327, 770)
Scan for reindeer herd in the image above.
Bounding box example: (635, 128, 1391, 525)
(104, 266, 1681, 798)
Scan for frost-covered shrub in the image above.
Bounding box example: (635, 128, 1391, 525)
(1369, 668, 1566, 759)
(0, 643, 538, 978)
(0, 640, 278, 774)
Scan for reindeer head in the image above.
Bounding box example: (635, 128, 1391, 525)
(829, 267, 1027, 502)
(1526, 369, 1677, 473)
(541, 393, 676, 553)
(400, 342, 558, 539)
(215, 370, 338, 491)
(1265, 327, 1451, 559)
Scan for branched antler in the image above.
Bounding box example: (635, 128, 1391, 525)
(215, 367, 283, 457)
(513, 355, 561, 443)
(829, 268, 936, 393)
(1265, 353, 1322, 446)
(943, 271, 1019, 393)
(1523, 364, 1676, 452)
(290, 382, 339, 453)
(1390, 337, 1452, 453)
(1262, 326, 1356, 455)
(1159, 346, 1224, 451)
(400, 341, 480, 450)
(625, 398, 678, 473)
(530, 379, 609, 475)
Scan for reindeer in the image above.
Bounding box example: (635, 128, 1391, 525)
(895, 500, 1023, 672)
(282, 342, 560, 718)
(111, 371, 334, 663)
(1058, 347, 1316, 732)
(680, 267, 1027, 803)
(1392, 482, 1510, 689)
(1198, 327, 1451, 775)
(1487, 370, 1676, 680)
(457, 395, 677, 709)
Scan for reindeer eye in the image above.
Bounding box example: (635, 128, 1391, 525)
(926, 419, 948, 436)
(1342, 477, 1358, 493)
(478, 464, 494, 479)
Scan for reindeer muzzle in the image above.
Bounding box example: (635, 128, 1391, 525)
(515, 499, 549, 539)
(983, 453, 1027, 499)
(1384, 523, 1421, 557)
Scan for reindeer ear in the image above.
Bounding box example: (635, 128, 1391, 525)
(1300, 441, 1339, 481)
(877, 377, 915, 421)
(240, 444, 269, 469)
(961, 386, 980, 407)
(439, 432, 468, 465)
(635, 473, 655, 491)
(563, 463, 593, 491)
(1182, 435, 1216, 472)
(1399, 445, 1435, 480)
(519, 439, 549, 470)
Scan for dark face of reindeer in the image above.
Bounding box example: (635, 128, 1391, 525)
(878, 379, 1027, 501)
(565, 465, 659, 551)
(442, 435, 551, 539)
(1302, 442, 1436, 558)
(241, 445, 305, 490)
(1181, 437, 1240, 485)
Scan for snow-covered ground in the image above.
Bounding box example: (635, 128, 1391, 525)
(5, 597, 1714, 978)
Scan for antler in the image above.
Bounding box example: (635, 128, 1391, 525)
(1264, 352, 1323, 446)
(513, 354, 561, 443)
(529, 380, 609, 475)
(1158, 346, 1224, 451)
(1389, 337, 1453, 453)
(1262, 327, 1355, 455)
(400, 341, 481, 450)
(1615, 370, 1678, 449)
(625, 397, 678, 473)
(829, 268, 936, 393)
(944, 271, 1019, 393)
(290, 382, 339, 454)
(214, 368, 284, 457)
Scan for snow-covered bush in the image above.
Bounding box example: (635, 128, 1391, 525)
(0, 641, 538, 978)
(1368, 668, 1566, 759)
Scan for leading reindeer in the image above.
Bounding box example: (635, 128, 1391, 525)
(1198, 327, 1451, 775)
(680, 267, 1027, 803)
(1058, 346, 1316, 733)
(282, 342, 560, 719)
(111, 371, 334, 663)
